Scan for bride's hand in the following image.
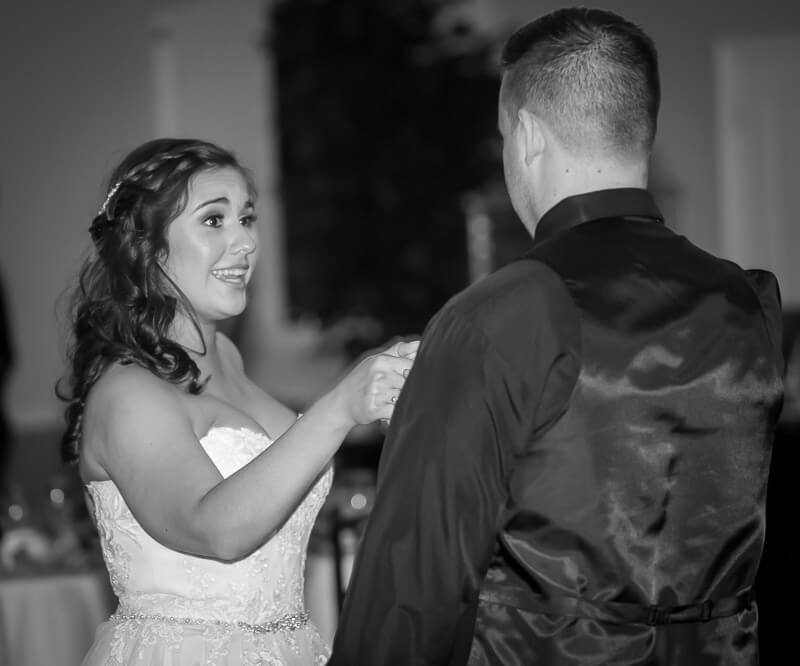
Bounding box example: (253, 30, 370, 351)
(386, 339, 420, 361)
(332, 339, 420, 428)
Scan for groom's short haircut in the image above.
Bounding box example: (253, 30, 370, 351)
(500, 7, 660, 159)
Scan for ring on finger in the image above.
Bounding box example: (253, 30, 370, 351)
(390, 394, 397, 403)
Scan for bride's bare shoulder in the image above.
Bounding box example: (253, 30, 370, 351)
(96, 361, 174, 396)
(85, 363, 184, 428)
(81, 363, 190, 481)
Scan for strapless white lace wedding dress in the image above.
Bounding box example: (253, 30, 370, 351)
(81, 426, 333, 665)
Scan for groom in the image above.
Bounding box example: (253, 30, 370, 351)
(329, 7, 784, 665)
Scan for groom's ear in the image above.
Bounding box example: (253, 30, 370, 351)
(518, 109, 545, 166)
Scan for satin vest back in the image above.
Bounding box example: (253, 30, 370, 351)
(474, 218, 783, 665)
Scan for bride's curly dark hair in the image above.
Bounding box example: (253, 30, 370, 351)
(59, 138, 254, 464)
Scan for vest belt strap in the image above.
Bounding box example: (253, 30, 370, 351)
(478, 587, 754, 626)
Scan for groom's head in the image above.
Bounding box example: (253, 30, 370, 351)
(498, 8, 660, 231)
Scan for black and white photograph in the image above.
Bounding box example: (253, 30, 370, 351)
(0, 1, 798, 664)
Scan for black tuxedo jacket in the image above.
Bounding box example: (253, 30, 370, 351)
(329, 189, 784, 665)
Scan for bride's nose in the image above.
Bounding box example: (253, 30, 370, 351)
(231, 226, 257, 255)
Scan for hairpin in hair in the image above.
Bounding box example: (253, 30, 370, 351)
(97, 181, 122, 218)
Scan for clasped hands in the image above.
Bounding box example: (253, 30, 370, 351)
(344, 338, 420, 427)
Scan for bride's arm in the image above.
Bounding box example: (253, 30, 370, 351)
(84, 343, 416, 561)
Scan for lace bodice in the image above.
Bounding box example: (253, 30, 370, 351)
(86, 426, 333, 626)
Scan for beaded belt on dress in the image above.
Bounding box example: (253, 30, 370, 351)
(110, 606, 309, 634)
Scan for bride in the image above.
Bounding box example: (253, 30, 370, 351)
(59, 138, 417, 665)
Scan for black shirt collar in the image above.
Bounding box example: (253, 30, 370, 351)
(533, 188, 664, 245)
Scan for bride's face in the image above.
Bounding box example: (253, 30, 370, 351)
(164, 167, 259, 324)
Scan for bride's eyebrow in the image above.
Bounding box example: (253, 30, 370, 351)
(192, 196, 229, 212)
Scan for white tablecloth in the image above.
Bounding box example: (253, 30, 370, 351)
(0, 569, 116, 666)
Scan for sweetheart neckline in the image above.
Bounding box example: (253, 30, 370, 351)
(200, 424, 273, 442)
(85, 425, 272, 488)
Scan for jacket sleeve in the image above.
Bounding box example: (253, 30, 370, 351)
(329, 264, 578, 666)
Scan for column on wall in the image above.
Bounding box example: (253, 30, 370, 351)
(714, 34, 800, 307)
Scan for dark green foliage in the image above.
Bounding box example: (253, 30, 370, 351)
(269, 0, 502, 347)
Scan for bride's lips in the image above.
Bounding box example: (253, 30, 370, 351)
(211, 265, 249, 287)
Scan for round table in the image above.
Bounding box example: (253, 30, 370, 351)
(0, 568, 116, 666)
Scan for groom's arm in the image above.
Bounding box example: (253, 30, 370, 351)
(329, 264, 577, 666)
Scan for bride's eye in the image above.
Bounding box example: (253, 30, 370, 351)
(202, 214, 224, 228)
(240, 214, 257, 228)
